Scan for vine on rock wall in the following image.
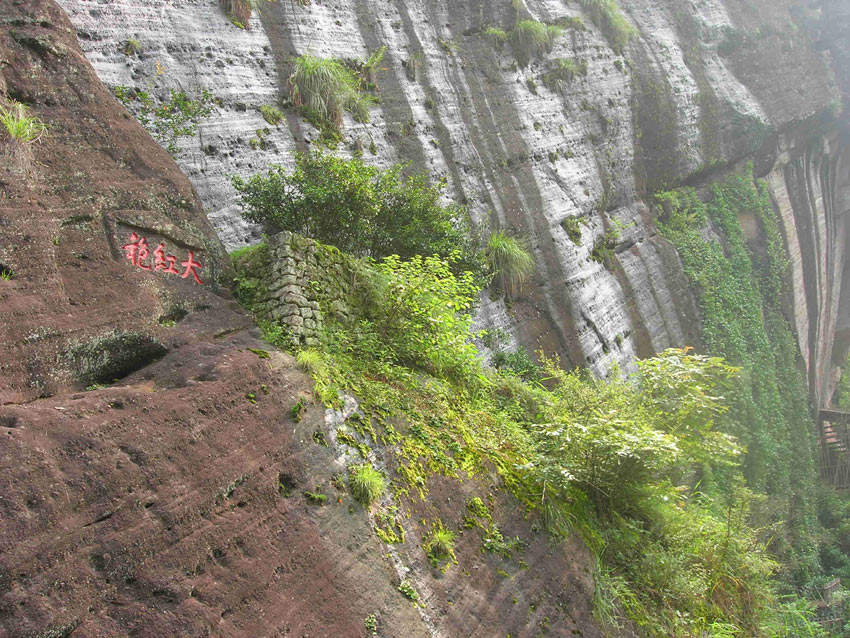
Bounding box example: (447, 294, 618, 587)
(655, 168, 821, 592)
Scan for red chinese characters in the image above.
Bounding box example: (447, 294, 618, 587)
(122, 233, 203, 284)
(153, 242, 180, 274)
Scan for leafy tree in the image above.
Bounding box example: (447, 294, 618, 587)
(232, 151, 484, 276)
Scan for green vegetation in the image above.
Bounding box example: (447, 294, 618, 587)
(590, 226, 619, 264)
(364, 613, 378, 635)
(486, 231, 534, 297)
(578, 0, 635, 54)
(438, 38, 458, 55)
(348, 463, 385, 506)
(484, 27, 508, 48)
(655, 168, 848, 620)
(113, 85, 216, 154)
(423, 521, 457, 569)
(232, 151, 483, 276)
(512, 20, 562, 67)
(303, 490, 327, 505)
(229, 160, 840, 634)
(398, 580, 419, 602)
(259, 104, 282, 125)
(557, 16, 586, 31)
(542, 58, 588, 91)
(561, 216, 583, 245)
(122, 37, 142, 56)
(287, 52, 380, 142)
(290, 396, 306, 422)
(483, 19, 562, 67)
(491, 347, 540, 381)
(1, 100, 46, 144)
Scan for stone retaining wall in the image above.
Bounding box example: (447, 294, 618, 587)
(249, 231, 357, 347)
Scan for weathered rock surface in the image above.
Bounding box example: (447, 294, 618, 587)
(0, 3, 610, 636)
(53, 0, 849, 398)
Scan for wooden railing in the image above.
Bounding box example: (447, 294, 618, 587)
(818, 409, 850, 489)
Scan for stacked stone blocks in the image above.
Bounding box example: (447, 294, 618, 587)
(253, 231, 357, 346)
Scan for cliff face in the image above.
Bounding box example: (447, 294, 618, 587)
(0, 3, 609, 636)
(52, 0, 848, 400)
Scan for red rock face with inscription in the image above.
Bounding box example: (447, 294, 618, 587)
(0, 4, 609, 637)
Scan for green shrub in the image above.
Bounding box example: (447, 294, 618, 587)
(579, 0, 635, 54)
(491, 347, 540, 380)
(348, 463, 385, 506)
(369, 254, 482, 380)
(113, 85, 217, 154)
(486, 231, 534, 297)
(232, 151, 484, 276)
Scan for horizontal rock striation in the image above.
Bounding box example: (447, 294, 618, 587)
(52, 0, 846, 388)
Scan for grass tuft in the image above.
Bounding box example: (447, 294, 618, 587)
(288, 54, 378, 139)
(578, 0, 635, 54)
(423, 521, 456, 569)
(1, 101, 46, 144)
(348, 463, 385, 506)
(486, 231, 534, 297)
(1, 101, 46, 175)
(542, 58, 588, 91)
(259, 104, 283, 125)
(511, 20, 562, 67)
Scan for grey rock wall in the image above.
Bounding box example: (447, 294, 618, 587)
(54, 0, 845, 392)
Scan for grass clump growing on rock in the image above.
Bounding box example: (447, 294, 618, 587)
(0, 100, 46, 174)
(579, 0, 635, 54)
(542, 58, 588, 91)
(259, 104, 282, 125)
(423, 521, 457, 570)
(483, 19, 563, 67)
(349, 463, 385, 506)
(561, 217, 583, 245)
(486, 231, 534, 297)
(287, 54, 378, 141)
(511, 20, 563, 67)
(122, 37, 142, 56)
